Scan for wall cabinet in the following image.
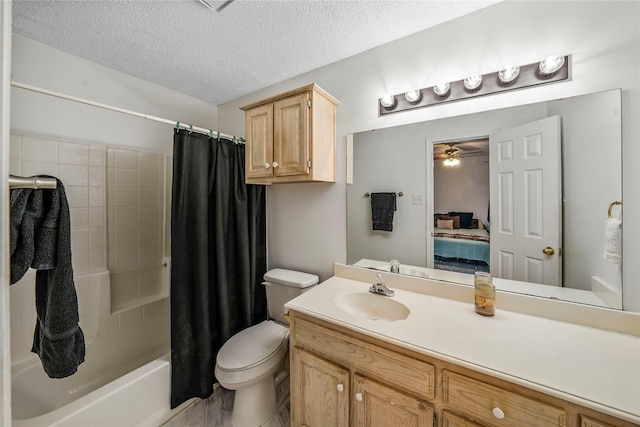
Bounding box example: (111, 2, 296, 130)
(289, 310, 637, 427)
(240, 84, 338, 184)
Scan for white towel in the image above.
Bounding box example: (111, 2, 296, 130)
(603, 218, 622, 264)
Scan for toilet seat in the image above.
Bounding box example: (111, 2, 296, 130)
(217, 320, 289, 371)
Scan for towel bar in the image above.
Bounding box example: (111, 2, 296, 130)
(9, 174, 57, 190)
(364, 192, 403, 197)
(608, 200, 622, 219)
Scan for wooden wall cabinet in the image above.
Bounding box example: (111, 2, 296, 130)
(289, 310, 637, 427)
(240, 84, 338, 184)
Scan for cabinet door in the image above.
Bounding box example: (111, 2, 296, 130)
(245, 103, 273, 179)
(291, 347, 349, 427)
(352, 374, 433, 427)
(442, 410, 485, 427)
(273, 92, 309, 177)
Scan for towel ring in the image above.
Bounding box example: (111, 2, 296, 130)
(608, 200, 622, 219)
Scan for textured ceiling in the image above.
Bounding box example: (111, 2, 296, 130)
(12, 0, 500, 106)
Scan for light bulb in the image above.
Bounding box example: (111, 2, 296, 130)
(380, 94, 396, 108)
(498, 64, 520, 84)
(443, 157, 460, 167)
(539, 54, 565, 75)
(433, 81, 450, 97)
(404, 88, 421, 103)
(464, 73, 483, 91)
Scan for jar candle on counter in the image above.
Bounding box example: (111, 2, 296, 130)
(474, 272, 495, 316)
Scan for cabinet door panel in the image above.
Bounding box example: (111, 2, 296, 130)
(352, 374, 433, 427)
(274, 93, 309, 177)
(291, 347, 349, 427)
(442, 410, 484, 427)
(245, 104, 273, 179)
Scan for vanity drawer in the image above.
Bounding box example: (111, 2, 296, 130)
(291, 315, 435, 400)
(442, 370, 566, 427)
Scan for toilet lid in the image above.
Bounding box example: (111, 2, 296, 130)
(216, 320, 289, 371)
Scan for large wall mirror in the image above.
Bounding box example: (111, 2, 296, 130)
(347, 89, 622, 309)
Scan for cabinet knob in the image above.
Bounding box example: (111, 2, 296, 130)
(336, 384, 344, 392)
(355, 392, 363, 402)
(492, 407, 505, 419)
(272, 161, 279, 168)
(264, 163, 270, 169)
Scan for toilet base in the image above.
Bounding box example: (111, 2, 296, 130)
(230, 375, 276, 427)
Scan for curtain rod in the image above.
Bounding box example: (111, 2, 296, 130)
(10, 80, 244, 143)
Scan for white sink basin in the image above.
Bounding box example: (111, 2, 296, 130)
(334, 292, 410, 322)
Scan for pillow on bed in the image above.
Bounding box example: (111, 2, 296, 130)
(449, 212, 473, 229)
(437, 219, 454, 230)
(435, 214, 460, 229)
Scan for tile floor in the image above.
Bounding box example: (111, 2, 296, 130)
(161, 386, 290, 427)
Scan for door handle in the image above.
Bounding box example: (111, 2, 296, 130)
(543, 247, 555, 255)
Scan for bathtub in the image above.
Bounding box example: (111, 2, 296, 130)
(11, 354, 195, 427)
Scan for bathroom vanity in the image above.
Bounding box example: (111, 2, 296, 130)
(285, 264, 640, 427)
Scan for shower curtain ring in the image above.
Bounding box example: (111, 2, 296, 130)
(217, 131, 221, 142)
(209, 129, 214, 139)
(175, 121, 180, 132)
(188, 124, 193, 134)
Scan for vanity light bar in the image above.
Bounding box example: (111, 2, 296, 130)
(378, 55, 570, 116)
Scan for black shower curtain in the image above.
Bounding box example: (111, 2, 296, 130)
(170, 129, 267, 408)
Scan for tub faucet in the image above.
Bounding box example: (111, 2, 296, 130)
(390, 259, 400, 274)
(370, 273, 395, 297)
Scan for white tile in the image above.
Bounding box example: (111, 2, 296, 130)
(21, 136, 57, 162)
(89, 166, 105, 187)
(138, 188, 158, 206)
(10, 332, 37, 364)
(58, 164, 89, 186)
(139, 222, 158, 242)
(106, 148, 115, 167)
(58, 141, 89, 165)
(70, 207, 89, 229)
(73, 249, 90, 273)
(89, 227, 105, 249)
(115, 224, 138, 245)
(139, 205, 158, 224)
(9, 161, 20, 175)
(115, 187, 138, 207)
(89, 207, 104, 227)
(10, 281, 34, 309)
(143, 300, 166, 323)
(65, 186, 89, 208)
(138, 152, 159, 171)
(89, 187, 105, 207)
(115, 206, 138, 226)
(21, 160, 58, 178)
(10, 134, 21, 160)
(115, 242, 139, 265)
(89, 247, 106, 270)
(10, 306, 36, 335)
(138, 170, 158, 188)
(71, 228, 89, 252)
(89, 146, 106, 166)
(139, 240, 160, 263)
(115, 149, 138, 169)
(115, 168, 138, 188)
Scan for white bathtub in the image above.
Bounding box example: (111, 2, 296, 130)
(11, 354, 195, 427)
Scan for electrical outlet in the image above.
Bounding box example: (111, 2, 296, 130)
(412, 194, 424, 205)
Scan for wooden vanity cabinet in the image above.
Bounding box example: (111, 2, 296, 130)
(240, 84, 338, 184)
(289, 310, 638, 427)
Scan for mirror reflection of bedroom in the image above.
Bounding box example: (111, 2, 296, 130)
(433, 139, 490, 274)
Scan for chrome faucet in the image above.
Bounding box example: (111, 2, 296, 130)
(390, 259, 400, 274)
(369, 273, 395, 297)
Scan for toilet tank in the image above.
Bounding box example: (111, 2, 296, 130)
(263, 268, 319, 324)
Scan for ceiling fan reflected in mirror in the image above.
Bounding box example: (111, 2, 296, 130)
(434, 140, 488, 167)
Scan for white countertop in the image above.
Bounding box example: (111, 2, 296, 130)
(285, 275, 640, 423)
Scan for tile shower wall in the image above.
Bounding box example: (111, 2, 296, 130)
(107, 148, 168, 312)
(9, 134, 170, 366)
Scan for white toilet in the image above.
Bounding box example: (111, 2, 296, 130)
(214, 268, 319, 427)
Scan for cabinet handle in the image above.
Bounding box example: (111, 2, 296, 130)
(492, 407, 505, 419)
(355, 392, 363, 402)
(264, 162, 270, 169)
(336, 384, 344, 392)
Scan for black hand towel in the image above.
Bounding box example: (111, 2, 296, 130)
(10, 177, 85, 378)
(370, 192, 397, 232)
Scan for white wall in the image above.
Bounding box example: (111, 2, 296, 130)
(218, 0, 640, 311)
